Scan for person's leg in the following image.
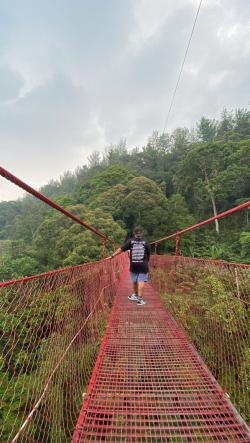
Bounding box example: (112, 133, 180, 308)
(128, 273, 140, 300)
(137, 278, 146, 305)
(137, 273, 148, 300)
(137, 281, 144, 298)
(133, 281, 138, 295)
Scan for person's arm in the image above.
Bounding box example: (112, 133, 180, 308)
(110, 247, 123, 259)
(107, 239, 131, 259)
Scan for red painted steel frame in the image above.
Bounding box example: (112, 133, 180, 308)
(162, 254, 250, 269)
(0, 257, 121, 288)
(72, 267, 250, 442)
(0, 166, 116, 245)
(151, 201, 250, 255)
(0, 254, 127, 441)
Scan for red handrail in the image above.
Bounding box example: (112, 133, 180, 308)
(0, 166, 116, 247)
(151, 200, 250, 255)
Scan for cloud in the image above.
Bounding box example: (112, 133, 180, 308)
(0, 0, 250, 200)
(0, 73, 104, 197)
(0, 65, 24, 102)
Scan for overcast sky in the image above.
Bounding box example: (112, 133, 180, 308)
(0, 0, 249, 201)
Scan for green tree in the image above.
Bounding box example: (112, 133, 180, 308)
(119, 177, 169, 240)
(220, 140, 250, 200)
(103, 138, 128, 166)
(240, 231, 250, 260)
(13, 198, 49, 243)
(77, 165, 134, 204)
(89, 184, 127, 219)
(87, 150, 101, 168)
(217, 108, 234, 139)
(197, 116, 217, 142)
(32, 204, 125, 269)
(234, 108, 250, 138)
(166, 194, 194, 231)
(175, 141, 239, 233)
(0, 201, 21, 240)
(0, 240, 40, 280)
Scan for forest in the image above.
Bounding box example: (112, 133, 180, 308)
(0, 108, 250, 281)
(0, 108, 250, 440)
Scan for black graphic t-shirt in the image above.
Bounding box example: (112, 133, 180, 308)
(121, 238, 150, 273)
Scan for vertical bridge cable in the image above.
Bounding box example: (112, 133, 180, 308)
(163, 0, 203, 133)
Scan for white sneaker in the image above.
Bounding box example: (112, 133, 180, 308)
(128, 294, 139, 301)
(137, 298, 146, 305)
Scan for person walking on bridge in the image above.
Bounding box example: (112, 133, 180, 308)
(110, 226, 150, 305)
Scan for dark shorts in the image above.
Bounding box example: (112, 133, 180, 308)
(130, 272, 148, 283)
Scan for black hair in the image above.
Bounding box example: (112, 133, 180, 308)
(134, 226, 143, 234)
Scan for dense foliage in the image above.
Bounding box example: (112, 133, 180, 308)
(0, 257, 123, 441)
(150, 258, 250, 423)
(1, 108, 249, 280)
(0, 109, 249, 439)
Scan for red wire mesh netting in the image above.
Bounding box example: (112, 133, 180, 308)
(0, 254, 127, 442)
(150, 255, 250, 426)
(73, 266, 249, 442)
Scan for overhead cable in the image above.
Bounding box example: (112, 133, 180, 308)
(163, 0, 203, 133)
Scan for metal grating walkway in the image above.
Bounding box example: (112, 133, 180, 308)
(72, 269, 250, 442)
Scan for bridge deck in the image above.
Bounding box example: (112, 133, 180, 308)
(72, 269, 250, 442)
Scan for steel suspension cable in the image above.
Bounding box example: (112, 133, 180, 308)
(151, 200, 250, 246)
(0, 166, 116, 246)
(163, 0, 203, 132)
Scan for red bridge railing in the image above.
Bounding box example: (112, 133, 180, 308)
(151, 200, 250, 256)
(150, 255, 250, 424)
(0, 166, 118, 256)
(0, 254, 127, 442)
(1, 166, 249, 440)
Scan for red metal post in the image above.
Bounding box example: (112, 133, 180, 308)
(175, 232, 180, 256)
(151, 200, 250, 246)
(101, 239, 106, 258)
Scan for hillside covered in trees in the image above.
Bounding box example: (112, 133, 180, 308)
(0, 109, 250, 280)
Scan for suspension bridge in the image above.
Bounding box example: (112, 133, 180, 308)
(0, 166, 249, 442)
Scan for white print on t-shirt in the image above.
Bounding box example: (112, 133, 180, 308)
(131, 241, 145, 263)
